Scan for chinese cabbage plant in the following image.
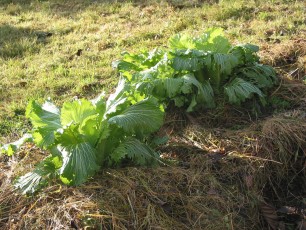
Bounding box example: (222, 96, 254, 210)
(1, 79, 164, 194)
(113, 28, 278, 112)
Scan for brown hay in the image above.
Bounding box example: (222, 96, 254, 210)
(261, 111, 306, 161)
(1, 135, 265, 229)
(259, 111, 306, 202)
(272, 77, 306, 108)
(260, 39, 306, 80)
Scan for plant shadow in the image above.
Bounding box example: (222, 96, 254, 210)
(0, 0, 217, 19)
(0, 24, 51, 59)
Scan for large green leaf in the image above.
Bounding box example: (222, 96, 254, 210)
(59, 143, 99, 185)
(108, 98, 164, 135)
(169, 29, 231, 53)
(169, 34, 196, 50)
(171, 49, 207, 72)
(204, 53, 239, 88)
(137, 55, 173, 82)
(182, 74, 215, 109)
(105, 78, 129, 116)
(57, 125, 100, 185)
(14, 156, 61, 194)
(61, 99, 97, 127)
(195, 28, 231, 53)
(79, 114, 102, 145)
(26, 100, 61, 147)
(238, 64, 277, 89)
(212, 53, 238, 75)
(111, 137, 159, 165)
(163, 78, 184, 98)
(26, 100, 61, 128)
(224, 78, 264, 104)
(112, 60, 142, 73)
(91, 92, 106, 116)
(204, 53, 239, 77)
(230, 44, 259, 65)
(153, 78, 184, 98)
(15, 171, 45, 194)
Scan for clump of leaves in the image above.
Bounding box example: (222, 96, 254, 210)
(113, 28, 278, 112)
(1, 79, 164, 194)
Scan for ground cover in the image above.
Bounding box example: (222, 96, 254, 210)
(0, 0, 305, 229)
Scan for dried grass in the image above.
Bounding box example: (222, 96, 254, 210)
(260, 39, 306, 80)
(272, 77, 306, 108)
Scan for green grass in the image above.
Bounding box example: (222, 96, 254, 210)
(0, 0, 305, 143)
